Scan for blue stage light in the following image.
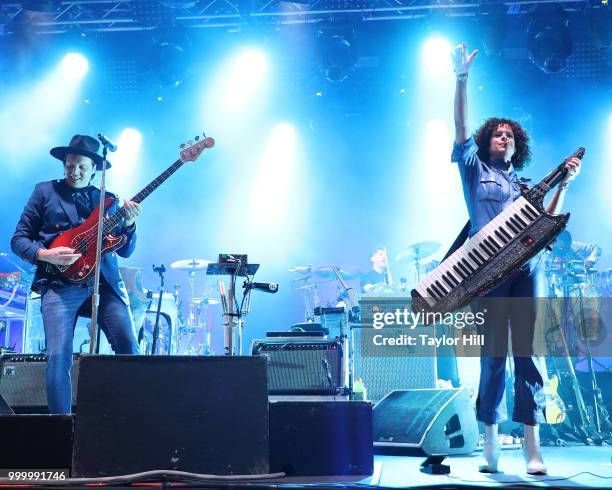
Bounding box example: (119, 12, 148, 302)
(107, 128, 143, 197)
(235, 49, 267, 80)
(250, 123, 297, 227)
(120, 128, 142, 148)
(421, 36, 453, 78)
(61, 53, 89, 79)
(223, 49, 268, 110)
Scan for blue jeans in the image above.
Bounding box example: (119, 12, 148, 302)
(475, 267, 545, 425)
(41, 282, 139, 414)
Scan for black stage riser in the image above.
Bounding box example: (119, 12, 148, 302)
(0, 415, 73, 469)
(269, 401, 374, 476)
(72, 355, 269, 477)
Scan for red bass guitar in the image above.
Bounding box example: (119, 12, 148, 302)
(49, 134, 214, 283)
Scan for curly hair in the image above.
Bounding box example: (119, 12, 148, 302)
(474, 117, 531, 171)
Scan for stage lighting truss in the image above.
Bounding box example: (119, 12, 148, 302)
(0, 0, 600, 35)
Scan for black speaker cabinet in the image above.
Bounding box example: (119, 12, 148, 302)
(373, 388, 478, 456)
(72, 355, 269, 477)
(269, 401, 373, 476)
(0, 415, 73, 470)
(0, 354, 79, 413)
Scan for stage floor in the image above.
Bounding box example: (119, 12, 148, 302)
(270, 445, 612, 488)
(0, 445, 610, 488)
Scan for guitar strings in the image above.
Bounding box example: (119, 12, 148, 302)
(68, 157, 188, 258)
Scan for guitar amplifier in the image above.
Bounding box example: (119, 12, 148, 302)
(354, 296, 437, 402)
(0, 354, 80, 412)
(251, 338, 346, 395)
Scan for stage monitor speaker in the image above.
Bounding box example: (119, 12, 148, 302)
(269, 401, 373, 476)
(0, 394, 14, 414)
(72, 355, 269, 477)
(0, 415, 73, 470)
(0, 354, 79, 413)
(373, 388, 478, 456)
(251, 338, 345, 395)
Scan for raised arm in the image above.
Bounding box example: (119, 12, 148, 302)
(452, 43, 478, 144)
(545, 158, 581, 214)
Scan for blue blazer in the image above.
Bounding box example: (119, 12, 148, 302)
(11, 179, 136, 305)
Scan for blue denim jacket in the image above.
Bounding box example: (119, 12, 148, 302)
(451, 137, 523, 237)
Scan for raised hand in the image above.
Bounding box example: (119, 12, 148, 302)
(452, 43, 478, 76)
(562, 157, 581, 184)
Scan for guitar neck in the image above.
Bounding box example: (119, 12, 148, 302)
(539, 163, 568, 190)
(531, 147, 584, 203)
(105, 158, 184, 231)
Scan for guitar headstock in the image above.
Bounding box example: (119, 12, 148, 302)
(179, 133, 215, 163)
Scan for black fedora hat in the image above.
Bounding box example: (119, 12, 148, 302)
(50, 134, 112, 170)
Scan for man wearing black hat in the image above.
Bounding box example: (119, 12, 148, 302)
(11, 134, 141, 414)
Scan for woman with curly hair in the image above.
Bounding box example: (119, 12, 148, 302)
(450, 43, 581, 475)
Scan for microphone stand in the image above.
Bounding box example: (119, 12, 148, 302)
(88, 147, 108, 354)
(151, 264, 166, 355)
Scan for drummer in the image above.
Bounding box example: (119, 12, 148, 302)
(360, 247, 391, 293)
(547, 230, 602, 269)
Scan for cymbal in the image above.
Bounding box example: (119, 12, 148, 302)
(170, 259, 212, 271)
(289, 265, 361, 280)
(289, 266, 312, 274)
(311, 265, 362, 280)
(395, 241, 441, 262)
(192, 297, 220, 305)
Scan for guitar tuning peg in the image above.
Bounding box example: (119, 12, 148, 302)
(187, 139, 193, 146)
(202, 132, 207, 138)
(194, 135, 200, 141)
(180, 143, 186, 149)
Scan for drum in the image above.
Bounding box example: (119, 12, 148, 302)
(0, 272, 29, 316)
(0, 272, 20, 289)
(545, 259, 589, 289)
(591, 269, 612, 297)
(140, 293, 180, 355)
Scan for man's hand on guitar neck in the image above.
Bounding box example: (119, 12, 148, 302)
(36, 246, 81, 266)
(123, 199, 141, 228)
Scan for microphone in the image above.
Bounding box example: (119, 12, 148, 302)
(243, 281, 279, 294)
(97, 133, 117, 152)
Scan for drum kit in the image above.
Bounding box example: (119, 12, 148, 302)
(542, 254, 611, 352)
(289, 264, 362, 322)
(289, 240, 443, 324)
(542, 253, 612, 444)
(2, 236, 610, 359)
(0, 252, 225, 356)
(143, 258, 220, 356)
(0, 253, 33, 352)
